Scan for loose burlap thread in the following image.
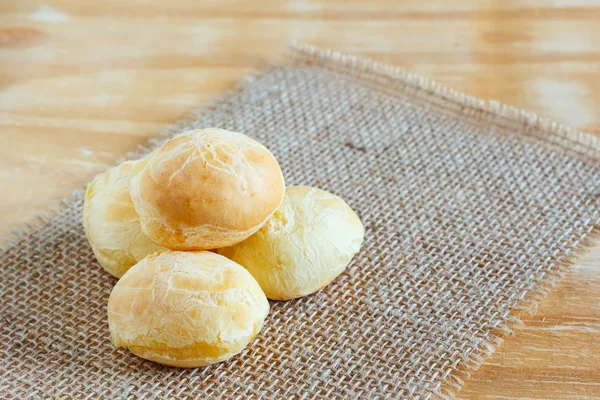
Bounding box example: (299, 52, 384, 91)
(2, 45, 600, 399)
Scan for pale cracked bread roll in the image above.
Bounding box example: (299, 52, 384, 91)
(219, 186, 365, 300)
(108, 250, 269, 367)
(83, 160, 164, 278)
(130, 128, 285, 250)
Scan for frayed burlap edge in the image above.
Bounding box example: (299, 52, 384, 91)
(3, 43, 599, 399)
(435, 227, 600, 399)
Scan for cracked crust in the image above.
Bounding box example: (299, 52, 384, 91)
(129, 128, 285, 250)
(218, 186, 365, 300)
(107, 250, 269, 367)
(83, 160, 164, 278)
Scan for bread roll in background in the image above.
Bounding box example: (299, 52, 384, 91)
(83, 160, 164, 278)
(130, 128, 285, 250)
(107, 250, 270, 368)
(218, 186, 365, 300)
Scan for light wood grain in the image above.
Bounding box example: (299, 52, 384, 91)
(1, 0, 599, 398)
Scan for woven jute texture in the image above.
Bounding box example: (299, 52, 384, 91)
(2, 45, 600, 400)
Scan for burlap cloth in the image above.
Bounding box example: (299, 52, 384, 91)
(2, 45, 600, 399)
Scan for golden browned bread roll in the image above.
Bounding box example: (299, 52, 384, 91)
(107, 250, 269, 368)
(218, 186, 364, 300)
(130, 128, 285, 250)
(83, 160, 163, 278)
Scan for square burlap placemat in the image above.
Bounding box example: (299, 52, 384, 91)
(2, 45, 600, 399)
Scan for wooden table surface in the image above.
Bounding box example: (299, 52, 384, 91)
(2, 0, 599, 398)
